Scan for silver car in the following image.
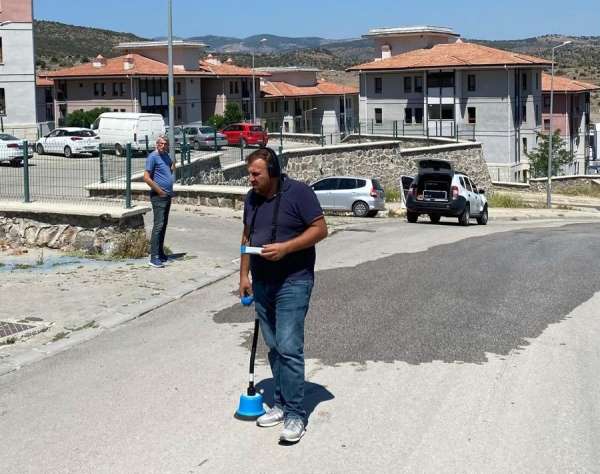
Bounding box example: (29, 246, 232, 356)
(183, 124, 227, 150)
(310, 176, 385, 217)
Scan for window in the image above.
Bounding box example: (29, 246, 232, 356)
(414, 108, 423, 124)
(374, 77, 382, 94)
(414, 76, 423, 93)
(94, 83, 99, 96)
(467, 107, 476, 124)
(522, 73, 527, 91)
(522, 137, 528, 153)
(101, 83, 106, 96)
(428, 72, 454, 88)
(312, 178, 339, 191)
(234, 82, 239, 94)
(0, 88, 6, 115)
(543, 95, 550, 108)
(177, 106, 182, 121)
(283, 100, 289, 114)
(464, 178, 473, 192)
(229, 81, 234, 94)
(535, 104, 540, 124)
(374, 108, 382, 124)
(404, 108, 413, 124)
(535, 72, 539, 90)
(113, 83, 119, 96)
(521, 104, 527, 122)
(428, 104, 454, 120)
(544, 119, 550, 130)
(263, 102, 268, 114)
(120, 83, 125, 96)
(404, 77, 412, 93)
(176, 82, 182, 95)
(467, 74, 476, 92)
(338, 178, 357, 190)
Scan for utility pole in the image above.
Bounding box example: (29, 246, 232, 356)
(547, 40, 571, 208)
(167, 0, 175, 148)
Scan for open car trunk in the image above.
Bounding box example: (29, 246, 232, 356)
(416, 160, 453, 202)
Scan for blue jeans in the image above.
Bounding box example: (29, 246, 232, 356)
(150, 195, 171, 259)
(253, 278, 314, 421)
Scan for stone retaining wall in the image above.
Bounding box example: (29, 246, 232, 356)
(0, 212, 145, 254)
(492, 176, 600, 193)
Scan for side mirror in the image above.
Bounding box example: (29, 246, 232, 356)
(478, 188, 485, 195)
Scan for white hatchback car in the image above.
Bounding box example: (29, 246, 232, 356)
(310, 176, 385, 217)
(35, 127, 100, 158)
(0, 133, 32, 166)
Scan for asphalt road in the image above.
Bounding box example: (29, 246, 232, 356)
(1, 220, 599, 472)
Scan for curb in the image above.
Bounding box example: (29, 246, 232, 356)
(0, 267, 239, 378)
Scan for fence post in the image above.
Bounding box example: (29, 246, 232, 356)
(99, 143, 105, 183)
(371, 119, 374, 134)
(125, 143, 132, 209)
(145, 135, 149, 153)
(321, 125, 324, 147)
(358, 122, 361, 143)
(240, 136, 245, 161)
(330, 133, 333, 145)
(214, 128, 218, 152)
(279, 125, 283, 151)
(473, 124, 476, 142)
(402, 120, 405, 137)
(22, 140, 30, 203)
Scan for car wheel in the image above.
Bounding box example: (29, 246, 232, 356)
(459, 205, 470, 226)
(352, 201, 369, 217)
(115, 144, 124, 157)
(9, 158, 22, 167)
(407, 211, 418, 223)
(194, 141, 201, 151)
(476, 205, 488, 225)
(64, 146, 73, 158)
(366, 210, 379, 217)
(429, 214, 441, 224)
(36, 144, 44, 155)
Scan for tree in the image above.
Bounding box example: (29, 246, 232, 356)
(206, 114, 225, 130)
(66, 107, 110, 128)
(526, 130, 572, 178)
(223, 102, 242, 126)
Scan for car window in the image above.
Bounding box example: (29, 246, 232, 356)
(250, 126, 263, 132)
(200, 127, 214, 134)
(464, 178, 473, 192)
(401, 176, 414, 189)
(338, 178, 357, 190)
(0, 134, 18, 141)
(66, 130, 94, 137)
(356, 179, 366, 188)
(184, 127, 197, 135)
(56, 130, 67, 137)
(47, 130, 61, 137)
(371, 179, 384, 191)
(469, 179, 478, 193)
(459, 176, 466, 188)
(313, 178, 338, 191)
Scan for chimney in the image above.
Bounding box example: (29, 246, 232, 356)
(92, 54, 107, 68)
(123, 54, 135, 71)
(381, 44, 392, 59)
(205, 53, 221, 65)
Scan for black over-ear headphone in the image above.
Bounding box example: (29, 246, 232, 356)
(262, 146, 281, 178)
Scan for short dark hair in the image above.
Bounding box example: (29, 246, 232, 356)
(246, 148, 274, 167)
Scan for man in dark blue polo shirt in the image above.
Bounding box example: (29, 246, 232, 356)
(239, 147, 328, 444)
(143, 135, 175, 268)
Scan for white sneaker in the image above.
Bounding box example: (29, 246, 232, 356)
(279, 418, 305, 443)
(256, 406, 284, 427)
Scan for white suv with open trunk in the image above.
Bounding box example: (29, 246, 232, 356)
(405, 159, 488, 225)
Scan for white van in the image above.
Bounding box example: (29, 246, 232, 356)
(92, 112, 165, 156)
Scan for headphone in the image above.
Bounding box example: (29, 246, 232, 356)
(261, 146, 281, 178)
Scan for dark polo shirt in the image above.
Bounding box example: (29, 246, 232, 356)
(243, 175, 323, 283)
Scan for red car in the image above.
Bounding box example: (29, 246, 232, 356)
(220, 123, 268, 147)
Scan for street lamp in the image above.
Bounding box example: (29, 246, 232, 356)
(167, 0, 175, 149)
(252, 38, 267, 124)
(547, 40, 571, 208)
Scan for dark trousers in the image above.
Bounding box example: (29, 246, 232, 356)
(150, 195, 171, 259)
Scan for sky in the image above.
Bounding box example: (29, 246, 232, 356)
(33, 0, 600, 41)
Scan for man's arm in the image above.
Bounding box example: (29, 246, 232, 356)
(143, 171, 167, 197)
(261, 216, 328, 262)
(239, 225, 252, 297)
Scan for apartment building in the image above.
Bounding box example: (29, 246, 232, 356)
(0, 0, 37, 139)
(45, 41, 268, 126)
(348, 26, 552, 182)
(541, 73, 599, 173)
(258, 67, 358, 141)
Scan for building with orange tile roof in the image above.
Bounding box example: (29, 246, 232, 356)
(257, 67, 359, 140)
(45, 41, 270, 126)
(347, 26, 561, 182)
(540, 73, 599, 170)
(0, 0, 37, 139)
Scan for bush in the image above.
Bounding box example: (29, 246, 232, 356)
(66, 107, 110, 128)
(111, 229, 149, 259)
(223, 102, 242, 125)
(207, 114, 225, 130)
(385, 188, 401, 202)
(487, 192, 527, 208)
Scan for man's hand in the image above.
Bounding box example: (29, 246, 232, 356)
(261, 242, 290, 261)
(157, 189, 167, 197)
(239, 275, 252, 299)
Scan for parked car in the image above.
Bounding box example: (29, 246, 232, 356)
(91, 112, 165, 156)
(405, 159, 488, 225)
(35, 127, 100, 158)
(310, 176, 385, 217)
(220, 123, 268, 147)
(0, 133, 33, 166)
(183, 124, 227, 150)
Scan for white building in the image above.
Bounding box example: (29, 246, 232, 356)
(0, 0, 37, 139)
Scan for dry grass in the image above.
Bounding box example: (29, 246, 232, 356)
(555, 183, 600, 199)
(111, 229, 150, 259)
